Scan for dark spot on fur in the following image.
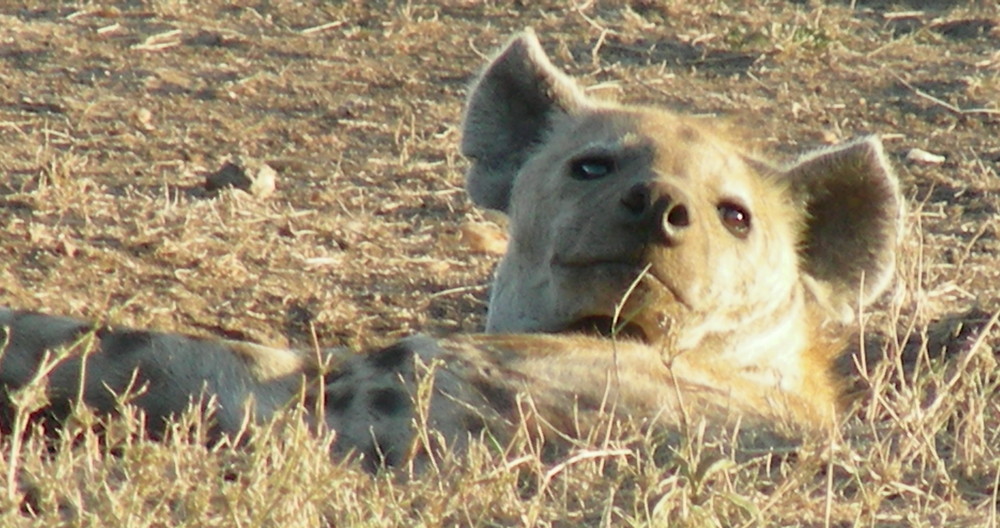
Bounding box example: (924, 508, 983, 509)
(369, 387, 408, 416)
(68, 325, 96, 341)
(323, 365, 353, 385)
(460, 412, 487, 435)
(325, 388, 354, 413)
(367, 342, 413, 371)
(573, 392, 605, 413)
(471, 378, 516, 415)
(98, 329, 155, 356)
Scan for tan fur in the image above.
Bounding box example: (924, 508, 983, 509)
(224, 340, 319, 382)
(0, 30, 902, 470)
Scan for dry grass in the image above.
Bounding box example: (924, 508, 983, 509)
(1, 0, 998, 526)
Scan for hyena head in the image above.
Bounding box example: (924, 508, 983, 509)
(462, 30, 900, 356)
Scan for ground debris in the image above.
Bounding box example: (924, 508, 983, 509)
(204, 161, 252, 192)
(203, 160, 277, 197)
(906, 148, 946, 166)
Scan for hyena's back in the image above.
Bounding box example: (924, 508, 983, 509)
(0, 309, 818, 467)
(0, 308, 312, 437)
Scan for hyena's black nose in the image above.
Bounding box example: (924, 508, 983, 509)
(620, 181, 691, 245)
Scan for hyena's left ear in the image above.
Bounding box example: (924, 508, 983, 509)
(461, 29, 591, 212)
(785, 136, 902, 320)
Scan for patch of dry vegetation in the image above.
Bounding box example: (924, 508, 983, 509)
(0, 0, 998, 526)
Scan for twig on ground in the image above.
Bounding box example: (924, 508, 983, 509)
(891, 72, 1000, 117)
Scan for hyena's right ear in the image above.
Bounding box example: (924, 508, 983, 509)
(461, 29, 590, 212)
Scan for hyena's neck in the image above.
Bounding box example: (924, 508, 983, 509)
(669, 283, 839, 403)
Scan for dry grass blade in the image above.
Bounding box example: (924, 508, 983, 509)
(891, 72, 1000, 117)
(133, 29, 183, 52)
(300, 20, 346, 35)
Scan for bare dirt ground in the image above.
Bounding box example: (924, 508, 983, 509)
(0, 1, 998, 526)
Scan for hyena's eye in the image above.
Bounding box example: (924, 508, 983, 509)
(570, 156, 615, 180)
(718, 201, 751, 238)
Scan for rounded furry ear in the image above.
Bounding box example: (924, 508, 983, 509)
(461, 29, 590, 212)
(785, 136, 902, 318)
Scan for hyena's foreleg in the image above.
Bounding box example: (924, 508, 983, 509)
(0, 308, 308, 439)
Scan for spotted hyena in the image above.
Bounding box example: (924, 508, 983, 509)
(0, 30, 900, 468)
